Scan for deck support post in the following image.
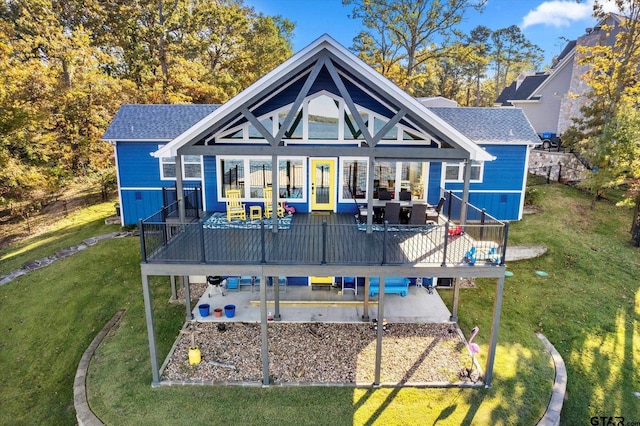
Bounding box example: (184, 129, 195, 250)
(183, 276, 193, 321)
(141, 273, 160, 385)
(260, 274, 270, 385)
(169, 275, 177, 302)
(175, 153, 186, 223)
(373, 277, 385, 386)
(484, 274, 506, 387)
(449, 278, 460, 322)
(362, 277, 370, 321)
(271, 155, 278, 233)
(273, 277, 281, 321)
(366, 157, 375, 233)
(461, 159, 471, 225)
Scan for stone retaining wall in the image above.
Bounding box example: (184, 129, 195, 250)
(529, 150, 588, 183)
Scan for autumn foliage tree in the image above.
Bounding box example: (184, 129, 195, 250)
(0, 0, 293, 207)
(563, 0, 640, 246)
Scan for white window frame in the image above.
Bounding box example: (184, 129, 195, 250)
(158, 145, 202, 180)
(217, 155, 307, 202)
(443, 161, 484, 183)
(338, 157, 369, 203)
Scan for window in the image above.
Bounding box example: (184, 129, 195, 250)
(308, 95, 339, 139)
(373, 161, 396, 197)
(249, 160, 271, 198)
(159, 149, 202, 180)
(278, 158, 305, 199)
(399, 162, 426, 198)
(341, 158, 368, 199)
(220, 158, 245, 197)
(444, 161, 483, 182)
(219, 156, 306, 200)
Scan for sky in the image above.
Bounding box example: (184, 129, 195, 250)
(245, 0, 615, 68)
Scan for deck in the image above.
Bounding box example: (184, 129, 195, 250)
(141, 213, 506, 270)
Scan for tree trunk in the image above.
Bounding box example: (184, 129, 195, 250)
(631, 196, 640, 247)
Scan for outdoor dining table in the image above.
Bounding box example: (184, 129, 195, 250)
(369, 199, 432, 224)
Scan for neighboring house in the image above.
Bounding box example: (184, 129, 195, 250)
(103, 34, 540, 388)
(495, 14, 623, 137)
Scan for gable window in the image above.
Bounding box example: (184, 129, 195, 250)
(444, 161, 483, 182)
(159, 149, 202, 180)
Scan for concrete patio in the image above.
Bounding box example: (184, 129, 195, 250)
(190, 282, 453, 324)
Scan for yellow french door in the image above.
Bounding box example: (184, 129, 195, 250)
(310, 158, 336, 211)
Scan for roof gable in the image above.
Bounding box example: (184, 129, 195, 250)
(153, 34, 493, 162)
(102, 104, 219, 140)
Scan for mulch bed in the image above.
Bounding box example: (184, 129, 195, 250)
(161, 321, 481, 385)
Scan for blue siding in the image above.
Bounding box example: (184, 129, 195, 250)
(428, 163, 443, 204)
(444, 145, 527, 192)
(203, 156, 221, 211)
(117, 141, 202, 187)
(120, 189, 164, 225)
(443, 191, 521, 221)
(116, 142, 166, 188)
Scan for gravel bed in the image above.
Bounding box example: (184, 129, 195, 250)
(162, 321, 477, 385)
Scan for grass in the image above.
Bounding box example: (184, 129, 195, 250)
(0, 181, 638, 424)
(0, 199, 122, 276)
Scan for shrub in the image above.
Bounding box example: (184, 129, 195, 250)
(525, 186, 543, 206)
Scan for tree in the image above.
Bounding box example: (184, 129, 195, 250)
(343, 0, 486, 93)
(467, 25, 492, 106)
(490, 25, 543, 100)
(563, 0, 640, 245)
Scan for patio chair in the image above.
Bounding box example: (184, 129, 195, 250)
(378, 190, 392, 200)
(263, 187, 285, 218)
(384, 202, 401, 225)
(425, 197, 445, 223)
(268, 276, 287, 293)
(399, 190, 411, 222)
(341, 276, 357, 295)
(225, 189, 246, 221)
(409, 203, 429, 225)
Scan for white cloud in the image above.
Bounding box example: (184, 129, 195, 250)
(521, 1, 594, 29)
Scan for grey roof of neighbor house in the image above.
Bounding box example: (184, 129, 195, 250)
(102, 104, 219, 140)
(494, 72, 549, 106)
(428, 107, 540, 145)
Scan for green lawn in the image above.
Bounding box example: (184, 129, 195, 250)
(0, 182, 638, 425)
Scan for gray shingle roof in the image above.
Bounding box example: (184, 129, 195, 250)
(495, 73, 548, 106)
(428, 107, 540, 145)
(102, 104, 220, 140)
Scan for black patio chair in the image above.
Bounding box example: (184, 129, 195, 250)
(426, 197, 446, 223)
(379, 190, 392, 200)
(409, 203, 429, 225)
(399, 190, 411, 201)
(384, 202, 401, 225)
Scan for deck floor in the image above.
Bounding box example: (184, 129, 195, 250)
(147, 212, 489, 266)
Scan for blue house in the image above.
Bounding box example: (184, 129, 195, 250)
(104, 41, 537, 227)
(102, 35, 539, 387)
